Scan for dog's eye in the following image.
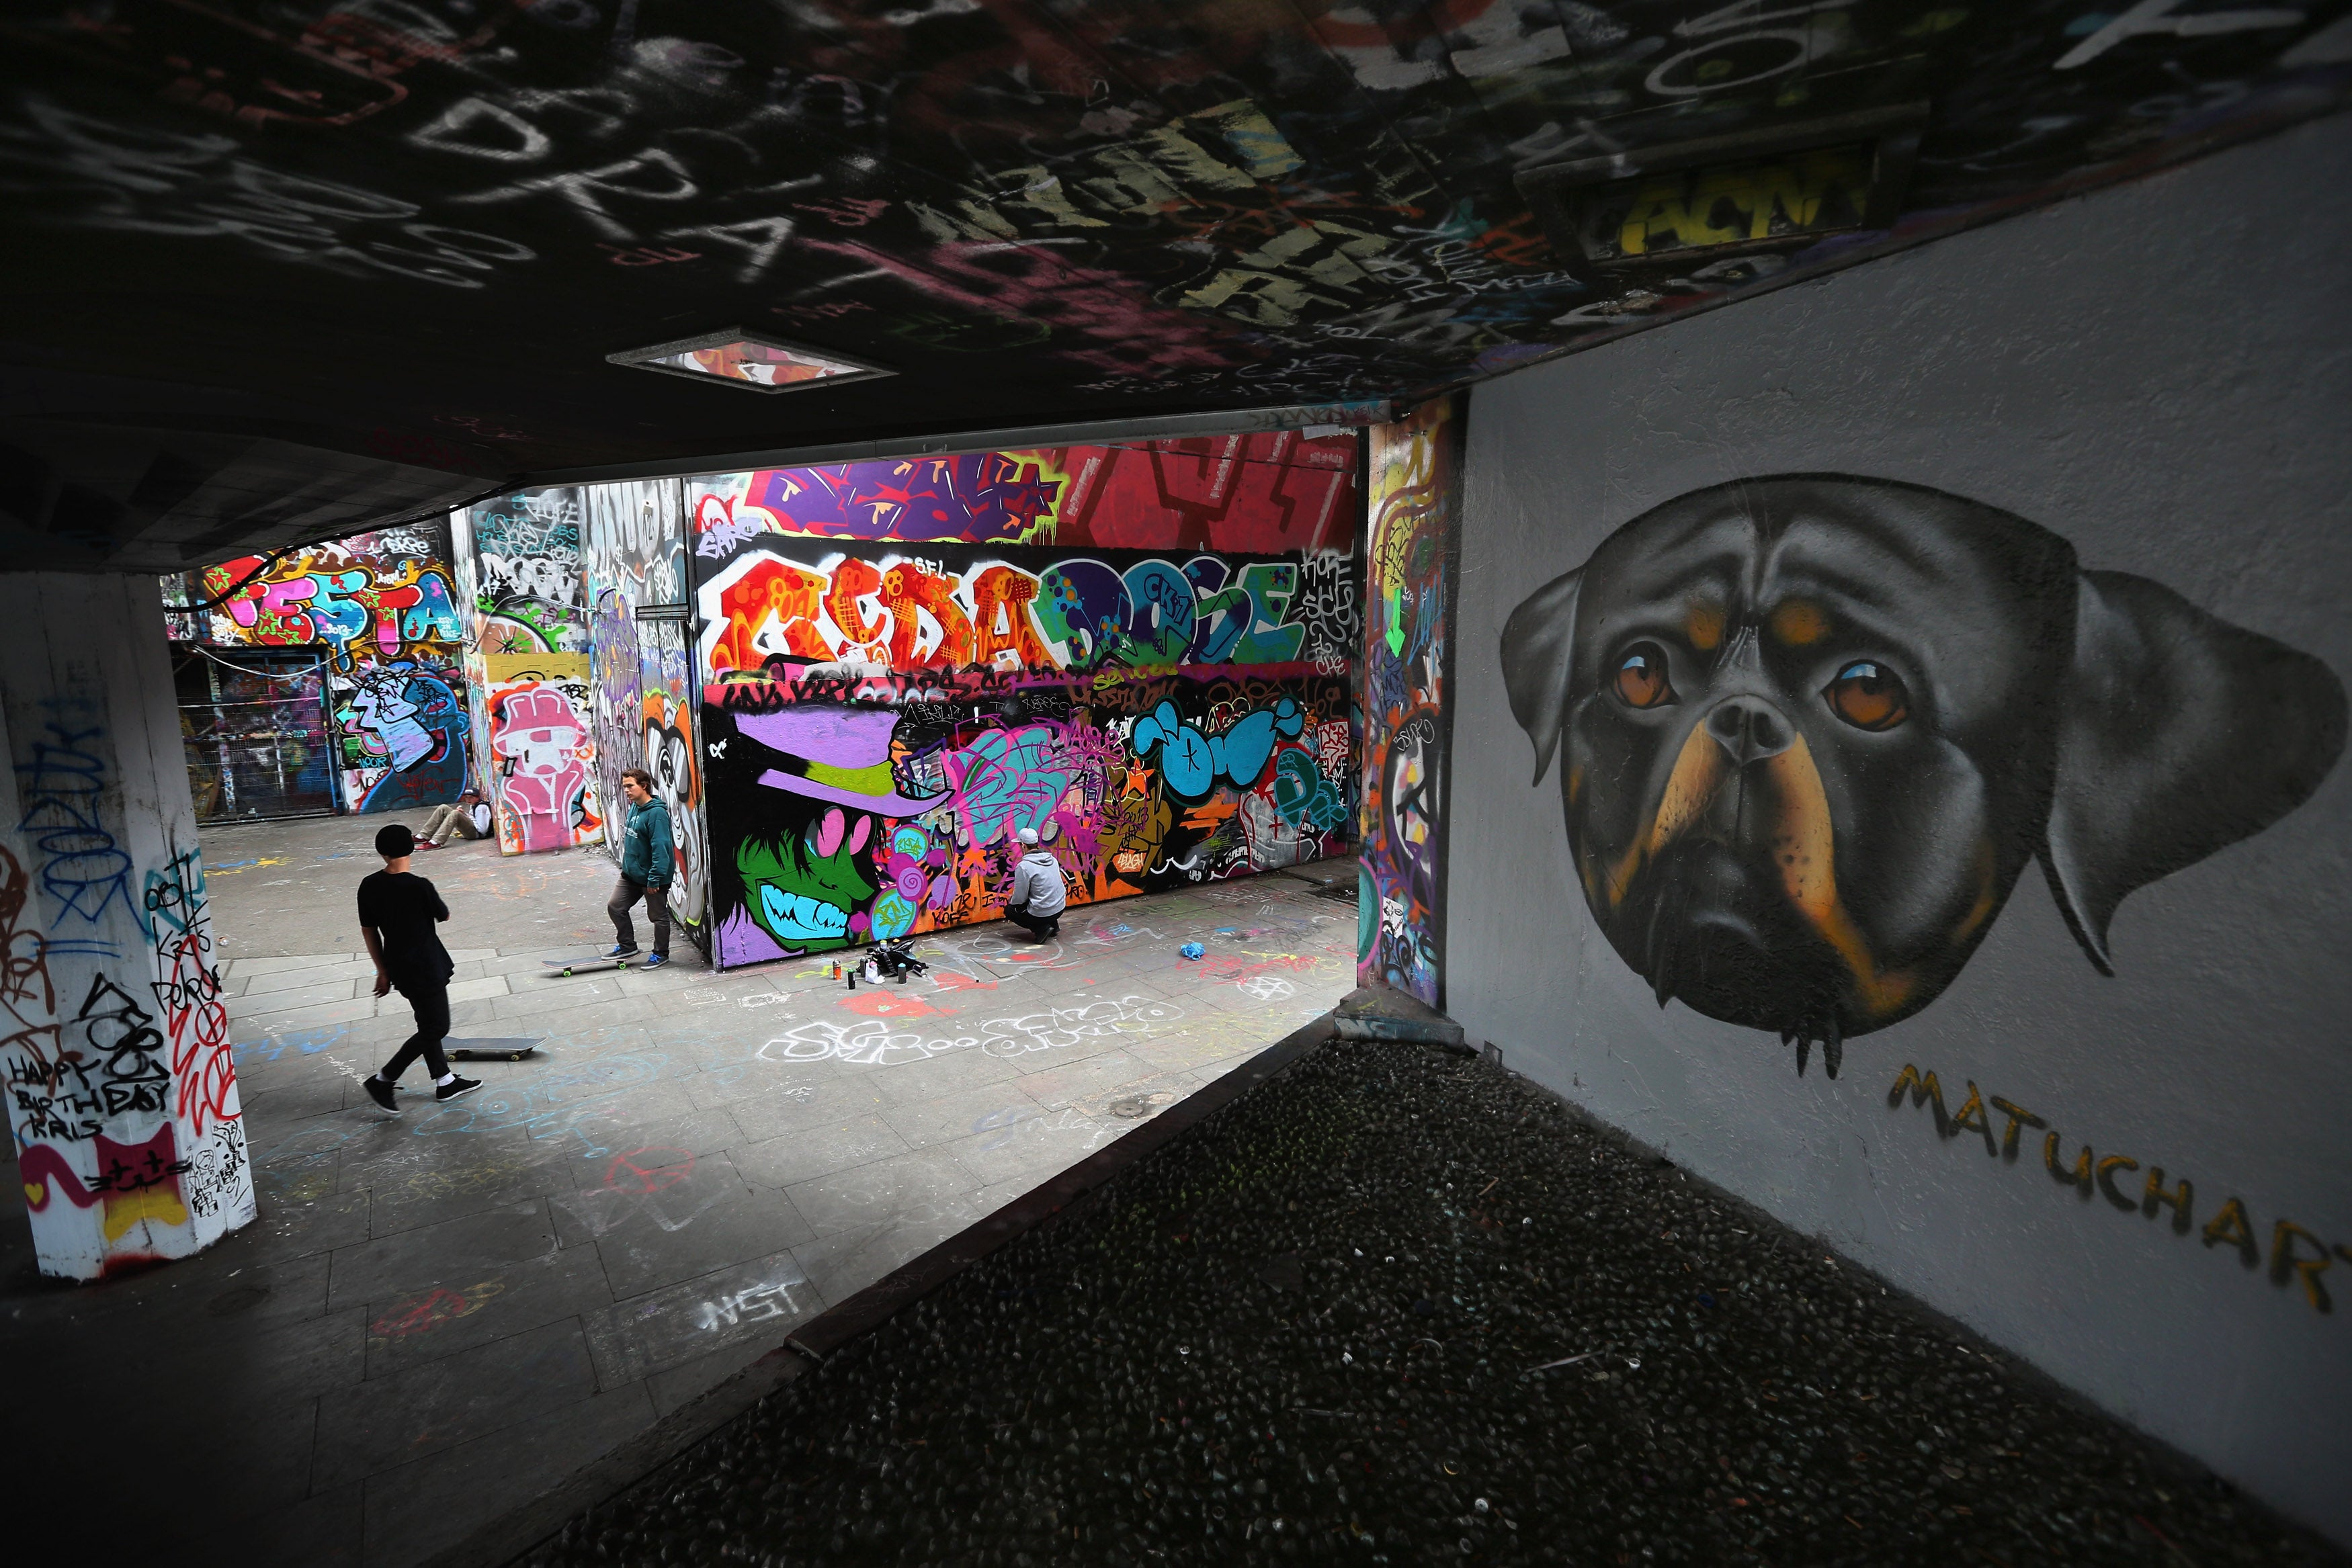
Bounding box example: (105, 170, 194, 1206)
(1612, 645, 1676, 711)
(1824, 660, 1910, 730)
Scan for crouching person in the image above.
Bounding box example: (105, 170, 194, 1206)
(1003, 828, 1066, 942)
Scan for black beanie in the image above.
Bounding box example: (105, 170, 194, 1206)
(376, 824, 415, 858)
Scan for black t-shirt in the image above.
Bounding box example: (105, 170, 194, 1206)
(358, 871, 454, 987)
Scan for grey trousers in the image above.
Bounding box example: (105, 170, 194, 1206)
(609, 875, 671, 957)
(420, 802, 483, 844)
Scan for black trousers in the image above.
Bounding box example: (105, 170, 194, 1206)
(1005, 902, 1060, 938)
(608, 875, 671, 957)
(380, 977, 452, 1084)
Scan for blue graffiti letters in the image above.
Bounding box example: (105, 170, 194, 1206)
(1131, 696, 1304, 800)
(15, 717, 134, 934)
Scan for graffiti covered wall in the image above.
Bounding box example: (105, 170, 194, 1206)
(1357, 398, 1460, 1005)
(325, 660, 470, 816)
(691, 509, 1358, 967)
(179, 523, 469, 814)
(584, 480, 707, 945)
(1, 574, 257, 1279)
(439, 439, 1360, 906)
(1449, 118, 2352, 1541)
(466, 490, 602, 855)
(688, 432, 1357, 556)
(470, 488, 588, 656)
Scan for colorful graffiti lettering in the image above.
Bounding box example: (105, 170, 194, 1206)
(195, 525, 465, 670)
(691, 431, 1355, 554)
(697, 541, 1322, 682)
(178, 522, 470, 817)
(942, 726, 1071, 846)
(1134, 695, 1304, 799)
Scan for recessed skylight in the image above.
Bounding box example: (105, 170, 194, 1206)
(607, 329, 892, 394)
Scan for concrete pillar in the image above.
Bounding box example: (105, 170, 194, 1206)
(0, 572, 257, 1279)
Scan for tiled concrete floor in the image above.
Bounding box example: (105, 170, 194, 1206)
(1, 812, 1359, 1567)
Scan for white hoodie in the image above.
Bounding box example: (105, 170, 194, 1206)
(1009, 850, 1067, 917)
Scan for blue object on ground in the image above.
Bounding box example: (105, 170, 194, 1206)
(1180, 942, 1205, 959)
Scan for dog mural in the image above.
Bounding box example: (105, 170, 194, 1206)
(1502, 476, 2345, 1077)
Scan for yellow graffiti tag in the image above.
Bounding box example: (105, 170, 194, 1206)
(1611, 145, 1871, 257)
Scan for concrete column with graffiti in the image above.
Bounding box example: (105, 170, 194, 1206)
(462, 488, 606, 855)
(447, 505, 498, 803)
(0, 573, 255, 1280)
(1357, 396, 1463, 1007)
(584, 478, 708, 951)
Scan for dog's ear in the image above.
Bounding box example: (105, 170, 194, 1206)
(1501, 568, 1583, 785)
(2040, 570, 2345, 973)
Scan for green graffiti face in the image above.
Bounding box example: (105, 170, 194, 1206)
(738, 805, 876, 952)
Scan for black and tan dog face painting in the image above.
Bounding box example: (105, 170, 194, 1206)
(1503, 476, 2345, 1077)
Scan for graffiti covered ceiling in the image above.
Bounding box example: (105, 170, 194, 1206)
(3, 0, 2346, 571)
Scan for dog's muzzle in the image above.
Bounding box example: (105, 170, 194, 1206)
(1595, 693, 1915, 1076)
(1704, 695, 1793, 766)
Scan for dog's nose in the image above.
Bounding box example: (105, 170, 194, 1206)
(1705, 697, 1794, 765)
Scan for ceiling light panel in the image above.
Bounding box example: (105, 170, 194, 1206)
(608, 330, 894, 394)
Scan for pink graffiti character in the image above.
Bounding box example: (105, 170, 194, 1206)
(493, 686, 592, 853)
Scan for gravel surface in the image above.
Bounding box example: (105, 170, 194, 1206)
(528, 1038, 2341, 1567)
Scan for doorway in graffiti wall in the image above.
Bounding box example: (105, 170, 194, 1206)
(173, 648, 338, 822)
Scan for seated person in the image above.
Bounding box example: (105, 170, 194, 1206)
(417, 789, 492, 848)
(1003, 828, 1066, 941)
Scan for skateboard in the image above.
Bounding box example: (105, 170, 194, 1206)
(544, 953, 632, 977)
(448, 1038, 544, 1062)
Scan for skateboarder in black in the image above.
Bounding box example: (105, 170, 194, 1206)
(357, 822, 480, 1114)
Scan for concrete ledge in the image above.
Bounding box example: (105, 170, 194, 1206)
(1331, 984, 1467, 1047)
(423, 1010, 1341, 1568)
(1276, 858, 1357, 892)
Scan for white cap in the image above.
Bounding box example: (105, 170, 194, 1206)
(1016, 828, 1039, 846)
